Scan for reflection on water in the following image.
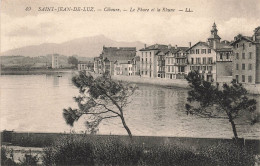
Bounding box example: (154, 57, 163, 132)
(0, 73, 260, 139)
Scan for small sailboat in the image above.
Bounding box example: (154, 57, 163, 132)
(57, 72, 62, 77)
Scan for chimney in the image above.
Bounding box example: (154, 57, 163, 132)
(155, 44, 158, 49)
(144, 44, 147, 48)
(189, 42, 191, 48)
(175, 45, 178, 49)
(168, 44, 172, 49)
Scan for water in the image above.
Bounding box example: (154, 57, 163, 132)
(1, 72, 260, 139)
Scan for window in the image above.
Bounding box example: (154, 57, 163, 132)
(150, 52, 151, 57)
(249, 43, 252, 47)
(249, 52, 252, 59)
(236, 75, 239, 82)
(201, 49, 206, 54)
(236, 53, 239, 59)
(236, 43, 239, 48)
(190, 50, 195, 54)
(242, 64, 245, 70)
(172, 66, 174, 72)
(208, 66, 212, 71)
(220, 53, 223, 60)
(248, 76, 252, 83)
(203, 57, 206, 64)
(208, 49, 211, 54)
(191, 58, 194, 64)
(242, 53, 245, 59)
(242, 43, 245, 50)
(208, 57, 213, 64)
(236, 64, 239, 70)
(242, 75, 245, 82)
(196, 49, 200, 54)
(248, 64, 252, 70)
(168, 66, 170, 72)
(168, 58, 170, 64)
(196, 58, 201, 64)
(226, 53, 229, 59)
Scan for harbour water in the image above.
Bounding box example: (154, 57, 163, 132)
(1, 72, 260, 139)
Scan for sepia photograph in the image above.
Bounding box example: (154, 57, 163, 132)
(1, 0, 260, 165)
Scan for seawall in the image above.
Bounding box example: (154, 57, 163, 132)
(112, 75, 189, 88)
(1, 131, 260, 154)
(112, 75, 260, 94)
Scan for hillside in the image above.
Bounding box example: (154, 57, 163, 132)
(1, 35, 144, 57)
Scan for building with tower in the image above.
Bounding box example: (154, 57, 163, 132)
(186, 22, 233, 82)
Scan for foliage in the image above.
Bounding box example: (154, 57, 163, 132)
(63, 72, 137, 138)
(185, 70, 258, 139)
(42, 135, 94, 166)
(67, 56, 78, 67)
(42, 135, 256, 166)
(197, 142, 255, 166)
(18, 153, 39, 166)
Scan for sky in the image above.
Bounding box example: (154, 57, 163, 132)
(1, 0, 260, 52)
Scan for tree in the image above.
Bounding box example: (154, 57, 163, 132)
(68, 56, 78, 68)
(63, 71, 137, 139)
(185, 71, 258, 141)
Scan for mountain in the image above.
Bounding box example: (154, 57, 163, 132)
(1, 35, 145, 57)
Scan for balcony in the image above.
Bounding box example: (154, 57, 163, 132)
(174, 63, 187, 66)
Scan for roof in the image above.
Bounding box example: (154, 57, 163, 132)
(132, 56, 140, 61)
(114, 60, 130, 64)
(100, 46, 136, 62)
(230, 35, 257, 45)
(78, 61, 94, 64)
(139, 44, 168, 51)
(215, 43, 232, 52)
(186, 41, 211, 51)
(187, 41, 232, 52)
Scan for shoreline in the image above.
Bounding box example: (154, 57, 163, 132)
(1, 70, 260, 94)
(0, 69, 76, 75)
(1, 131, 259, 154)
(112, 75, 260, 94)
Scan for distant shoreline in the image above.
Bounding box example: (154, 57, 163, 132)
(1, 70, 260, 94)
(0, 68, 76, 75)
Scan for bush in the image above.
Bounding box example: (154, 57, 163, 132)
(42, 135, 94, 166)
(198, 142, 255, 166)
(19, 154, 39, 166)
(42, 135, 256, 166)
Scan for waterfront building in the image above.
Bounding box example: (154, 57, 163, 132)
(113, 60, 133, 76)
(165, 45, 189, 79)
(231, 26, 260, 84)
(131, 56, 140, 76)
(94, 46, 136, 75)
(186, 23, 232, 82)
(139, 44, 168, 78)
(52, 54, 59, 69)
(94, 57, 103, 74)
(78, 61, 94, 71)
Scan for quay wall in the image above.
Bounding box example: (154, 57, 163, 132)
(111, 75, 260, 94)
(1, 131, 260, 154)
